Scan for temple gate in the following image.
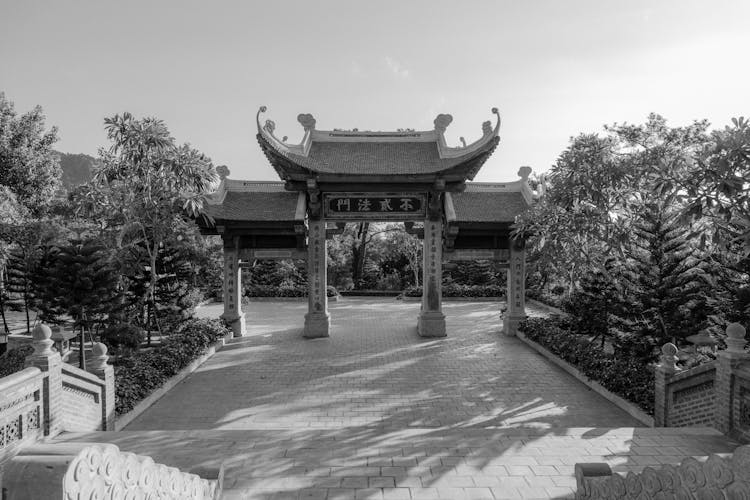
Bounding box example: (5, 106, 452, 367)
(197, 107, 538, 339)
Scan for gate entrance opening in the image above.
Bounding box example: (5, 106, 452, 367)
(196, 107, 539, 339)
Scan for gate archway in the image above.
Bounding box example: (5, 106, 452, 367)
(195, 107, 539, 339)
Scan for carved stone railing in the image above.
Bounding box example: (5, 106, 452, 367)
(0, 367, 43, 472)
(655, 323, 750, 441)
(575, 445, 750, 499)
(2, 442, 223, 499)
(59, 342, 115, 432)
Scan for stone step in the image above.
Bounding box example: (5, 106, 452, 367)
(56, 427, 741, 499)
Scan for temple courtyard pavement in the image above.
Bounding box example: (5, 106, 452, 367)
(59, 298, 739, 499)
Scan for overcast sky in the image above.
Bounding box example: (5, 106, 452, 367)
(1, 0, 748, 182)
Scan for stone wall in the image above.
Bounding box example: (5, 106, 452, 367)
(654, 323, 750, 443)
(666, 363, 716, 427)
(731, 366, 750, 443)
(0, 367, 44, 474)
(60, 364, 109, 432)
(575, 445, 750, 499)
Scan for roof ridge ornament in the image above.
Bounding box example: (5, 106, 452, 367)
(433, 114, 453, 134)
(297, 113, 316, 132)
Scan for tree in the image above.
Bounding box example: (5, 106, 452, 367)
(34, 239, 120, 369)
(76, 113, 216, 337)
(514, 114, 711, 295)
(0, 92, 61, 215)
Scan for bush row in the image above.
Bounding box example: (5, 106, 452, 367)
(403, 284, 504, 298)
(520, 317, 655, 415)
(245, 284, 338, 298)
(114, 318, 231, 415)
(0, 344, 34, 378)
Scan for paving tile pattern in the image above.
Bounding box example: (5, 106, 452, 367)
(58, 299, 741, 499)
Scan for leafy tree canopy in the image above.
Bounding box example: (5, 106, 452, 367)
(0, 92, 61, 216)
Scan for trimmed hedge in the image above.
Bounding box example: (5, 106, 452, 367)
(403, 284, 504, 298)
(114, 318, 231, 415)
(520, 317, 655, 415)
(245, 284, 338, 298)
(0, 344, 34, 378)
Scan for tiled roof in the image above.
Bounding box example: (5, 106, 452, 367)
(204, 189, 299, 222)
(264, 138, 498, 176)
(452, 189, 529, 223)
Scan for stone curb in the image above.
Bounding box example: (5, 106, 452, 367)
(525, 298, 565, 316)
(517, 331, 655, 427)
(114, 332, 233, 431)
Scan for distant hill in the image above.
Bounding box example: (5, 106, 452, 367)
(54, 152, 97, 189)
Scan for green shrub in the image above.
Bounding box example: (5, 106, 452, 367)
(520, 317, 655, 414)
(114, 318, 230, 415)
(102, 324, 144, 352)
(403, 284, 503, 298)
(0, 344, 34, 377)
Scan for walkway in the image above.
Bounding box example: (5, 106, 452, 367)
(59, 298, 738, 499)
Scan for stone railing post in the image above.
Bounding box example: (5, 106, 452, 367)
(654, 342, 680, 427)
(714, 323, 748, 434)
(24, 323, 63, 438)
(88, 342, 115, 430)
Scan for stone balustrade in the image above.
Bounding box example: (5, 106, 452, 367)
(0, 324, 117, 491)
(3, 442, 223, 500)
(654, 323, 750, 442)
(575, 445, 750, 499)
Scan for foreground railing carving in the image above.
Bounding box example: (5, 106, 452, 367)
(3, 442, 223, 499)
(575, 445, 750, 499)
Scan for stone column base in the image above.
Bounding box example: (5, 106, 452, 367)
(418, 311, 446, 338)
(304, 312, 330, 338)
(502, 314, 526, 336)
(221, 313, 246, 337)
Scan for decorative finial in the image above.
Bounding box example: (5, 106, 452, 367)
(256, 106, 268, 133)
(297, 113, 316, 132)
(482, 121, 492, 136)
(725, 323, 747, 355)
(263, 119, 276, 135)
(216, 165, 230, 180)
(31, 323, 54, 357)
(518, 166, 532, 182)
(90, 342, 109, 372)
(660, 342, 680, 372)
(433, 114, 453, 134)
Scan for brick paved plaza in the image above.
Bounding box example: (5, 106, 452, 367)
(60, 298, 738, 499)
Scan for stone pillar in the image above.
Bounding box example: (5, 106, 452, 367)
(304, 218, 329, 338)
(714, 323, 748, 434)
(418, 217, 446, 337)
(654, 342, 680, 427)
(24, 324, 63, 438)
(220, 243, 246, 337)
(88, 342, 115, 431)
(502, 239, 527, 336)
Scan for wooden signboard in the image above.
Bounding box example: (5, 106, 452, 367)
(323, 193, 426, 220)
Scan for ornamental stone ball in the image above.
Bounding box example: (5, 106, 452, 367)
(91, 342, 109, 371)
(725, 322, 747, 354)
(32, 323, 52, 341)
(31, 323, 54, 356)
(660, 342, 680, 371)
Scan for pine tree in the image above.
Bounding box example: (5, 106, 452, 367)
(625, 201, 711, 345)
(34, 239, 120, 369)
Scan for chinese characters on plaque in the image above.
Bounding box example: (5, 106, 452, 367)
(324, 193, 426, 220)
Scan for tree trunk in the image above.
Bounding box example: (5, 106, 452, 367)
(79, 325, 86, 370)
(351, 222, 370, 287)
